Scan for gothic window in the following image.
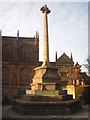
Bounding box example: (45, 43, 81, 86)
(2, 68, 9, 82)
(26, 72, 30, 82)
(5, 52, 10, 61)
(6, 52, 8, 60)
(9, 52, 11, 60)
(11, 52, 13, 61)
(19, 50, 23, 61)
(10, 53, 12, 60)
(24, 51, 27, 62)
(3, 51, 5, 60)
(9, 52, 10, 60)
(20, 68, 30, 83)
(28, 52, 31, 61)
(4, 52, 6, 60)
(7, 52, 9, 60)
(2, 51, 5, 61)
(3, 44, 15, 62)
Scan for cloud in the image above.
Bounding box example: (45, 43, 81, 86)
(0, 0, 89, 2)
(0, 2, 88, 72)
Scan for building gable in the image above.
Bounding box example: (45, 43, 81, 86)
(56, 53, 74, 65)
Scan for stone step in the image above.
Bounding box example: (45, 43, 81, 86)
(12, 99, 82, 115)
(20, 95, 73, 102)
(26, 90, 67, 96)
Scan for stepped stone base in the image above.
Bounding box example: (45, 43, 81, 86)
(12, 99, 82, 115)
(12, 89, 81, 115)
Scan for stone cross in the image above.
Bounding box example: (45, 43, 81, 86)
(40, 5, 51, 66)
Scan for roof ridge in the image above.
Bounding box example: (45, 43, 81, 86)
(2, 36, 35, 39)
(57, 52, 74, 64)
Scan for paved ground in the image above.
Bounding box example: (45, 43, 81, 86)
(1, 104, 90, 120)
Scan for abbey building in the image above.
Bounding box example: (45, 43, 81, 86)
(2, 31, 89, 99)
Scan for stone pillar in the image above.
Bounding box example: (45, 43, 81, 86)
(40, 5, 51, 66)
(73, 80, 74, 85)
(56, 51, 57, 61)
(31, 5, 61, 91)
(17, 30, 19, 41)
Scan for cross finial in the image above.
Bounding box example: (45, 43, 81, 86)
(40, 4, 51, 66)
(40, 4, 51, 14)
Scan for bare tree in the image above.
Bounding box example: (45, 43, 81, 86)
(83, 56, 90, 74)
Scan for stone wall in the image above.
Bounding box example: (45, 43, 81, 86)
(66, 85, 75, 99)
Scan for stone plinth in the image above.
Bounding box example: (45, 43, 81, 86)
(31, 65, 61, 90)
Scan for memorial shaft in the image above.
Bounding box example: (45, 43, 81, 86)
(31, 4, 61, 91)
(40, 5, 51, 66)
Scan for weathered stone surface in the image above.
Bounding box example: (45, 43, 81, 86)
(31, 65, 61, 90)
(26, 89, 67, 96)
(12, 99, 82, 115)
(26, 90, 59, 96)
(20, 94, 73, 102)
(2, 104, 89, 119)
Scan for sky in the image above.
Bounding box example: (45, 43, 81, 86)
(0, 1, 89, 72)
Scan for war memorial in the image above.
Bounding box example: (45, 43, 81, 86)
(11, 4, 82, 115)
(2, 4, 89, 120)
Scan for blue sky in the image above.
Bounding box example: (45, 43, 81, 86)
(0, 2, 88, 72)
